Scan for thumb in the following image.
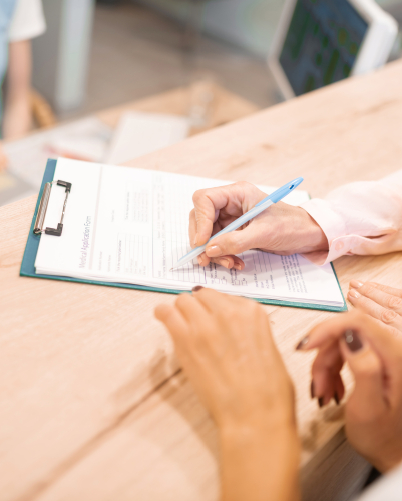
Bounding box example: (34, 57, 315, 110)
(205, 224, 257, 258)
(340, 329, 387, 415)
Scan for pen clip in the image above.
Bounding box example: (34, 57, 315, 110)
(255, 177, 304, 206)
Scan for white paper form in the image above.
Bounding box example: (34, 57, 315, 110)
(104, 112, 190, 166)
(35, 159, 344, 307)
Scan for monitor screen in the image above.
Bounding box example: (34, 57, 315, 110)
(279, 0, 368, 96)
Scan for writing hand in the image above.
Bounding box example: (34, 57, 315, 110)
(297, 311, 402, 473)
(189, 181, 327, 270)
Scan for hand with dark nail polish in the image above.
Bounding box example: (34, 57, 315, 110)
(299, 310, 402, 474)
(343, 329, 363, 352)
(295, 336, 309, 350)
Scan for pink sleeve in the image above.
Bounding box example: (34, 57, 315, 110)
(299, 170, 402, 265)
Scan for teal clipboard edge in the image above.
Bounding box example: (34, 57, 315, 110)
(20, 159, 347, 313)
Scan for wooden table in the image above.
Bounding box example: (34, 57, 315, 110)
(95, 84, 260, 132)
(1, 61, 402, 501)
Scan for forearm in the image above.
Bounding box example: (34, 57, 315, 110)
(3, 40, 32, 139)
(220, 421, 301, 501)
(300, 169, 402, 265)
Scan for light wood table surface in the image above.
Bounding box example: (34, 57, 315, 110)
(1, 61, 402, 501)
(95, 84, 260, 132)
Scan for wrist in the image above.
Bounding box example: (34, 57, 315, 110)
(219, 414, 301, 501)
(298, 208, 328, 253)
(219, 414, 299, 447)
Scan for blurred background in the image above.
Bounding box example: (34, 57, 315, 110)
(33, 0, 402, 116)
(0, 0, 401, 205)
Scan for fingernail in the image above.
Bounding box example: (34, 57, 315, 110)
(318, 397, 324, 408)
(219, 258, 230, 268)
(234, 262, 242, 270)
(197, 255, 203, 266)
(193, 233, 198, 246)
(192, 286, 204, 292)
(295, 336, 309, 350)
(348, 288, 361, 299)
(350, 280, 364, 289)
(206, 245, 221, 257)
(344, 329, 363, 352)
(310, 380, 315, 399)
(334, 392, 340, 405)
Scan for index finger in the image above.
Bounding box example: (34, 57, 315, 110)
(192, 286, 250, 315)
(361, 282, 402, 299)
(191, 186, 237, 247)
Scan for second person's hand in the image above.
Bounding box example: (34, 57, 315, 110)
(155, 287, 295, 428)
(155, 288, 301, 501)
(297, 312, 402, 473)
(347, 280, 402, 336)
(189, 181, 328, 270)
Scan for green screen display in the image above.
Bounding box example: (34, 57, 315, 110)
(280, 0, 368, 96)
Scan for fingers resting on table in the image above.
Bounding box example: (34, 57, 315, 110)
(155, 287, 295, 428)
(347, 280, 402, 335)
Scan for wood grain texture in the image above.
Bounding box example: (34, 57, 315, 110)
(1, 62, 402, 500)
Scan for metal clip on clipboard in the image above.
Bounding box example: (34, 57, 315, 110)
(33, 180, 72, 236)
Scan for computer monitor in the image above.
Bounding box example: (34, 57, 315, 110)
(269, 0, 398, 99)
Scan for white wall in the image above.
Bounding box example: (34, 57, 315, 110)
(136, 0, 401, 58)
(32, 0, 95, 113)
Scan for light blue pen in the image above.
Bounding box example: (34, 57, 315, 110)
(170, 177, 304, 271)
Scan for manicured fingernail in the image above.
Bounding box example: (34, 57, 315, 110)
(344, 329, 363, 352)
(218, 258, 230, 268)
(193, 233, 198, 246)
(350, 280, 364, 289)
(334, 392, 340, 405)
(348, 288, 361, 299)
(310, 380, 315, 399)
(295, 336, 309, 350)
(234, 262, 242, 270)
(192, 286, 204, 292)
(318, 397, 324, 408)
(197, 255, 203, 266)
(206, 245, 221, 257)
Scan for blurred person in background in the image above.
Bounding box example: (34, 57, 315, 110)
(0, 0, 46, 170)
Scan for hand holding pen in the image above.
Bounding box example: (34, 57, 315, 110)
(186, 180, 328, 271)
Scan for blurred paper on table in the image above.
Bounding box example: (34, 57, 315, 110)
(0, 172, 37, 206)
(104, 112, 189, 165)
(4, 117, 112, 191)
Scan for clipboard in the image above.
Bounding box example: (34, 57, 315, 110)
(20, 159, 347, 312)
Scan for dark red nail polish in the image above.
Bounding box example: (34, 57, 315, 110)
(344, 329, 363, 352)
(192, 286, 204, 292)
(334, 392, 340, 405)
(318, 397, 324, 408)
(296, 336, 309, 350)
(310, 380, 315, 399)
